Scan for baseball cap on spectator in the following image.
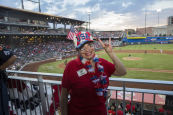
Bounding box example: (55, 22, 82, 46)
(136, 103, 139, 106)
(73, 31, 94, 49)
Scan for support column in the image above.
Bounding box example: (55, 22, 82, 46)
(53, 21, 55, 29)
(28, 19, 30, 24)
(10, 35, 12, 44)
(64, 24, 66, 32)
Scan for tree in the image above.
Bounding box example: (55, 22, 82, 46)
(170, 34, 172, 36)
(159, 34, 162, 36)
(147, 33, 149, 36)
(128, 31, 131, 36)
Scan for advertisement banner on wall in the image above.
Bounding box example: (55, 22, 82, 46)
(166, 37, 173, 40)
(151, 38, 157, 41)
(159, 42, 170, 44)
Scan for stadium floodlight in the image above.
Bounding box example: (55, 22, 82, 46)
(87, 9, 91, 15)
(87, 9, 91, 32)
(157, 9, 161, 12)
(157, 9, 161, 36)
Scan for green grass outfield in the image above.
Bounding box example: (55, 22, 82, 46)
(114, 44, 173, 51)
(38, 44, 173, 81)
(102, 53, 173, 70)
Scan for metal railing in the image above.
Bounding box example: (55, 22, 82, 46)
(6, 70, 173, 115)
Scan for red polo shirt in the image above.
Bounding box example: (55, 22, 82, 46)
(62, 56, 116, 115)
(159, 108, 171, 114)
(117, 110, 123, 115)
(108, 110, 116, 115)
(126, 104, 135, 112)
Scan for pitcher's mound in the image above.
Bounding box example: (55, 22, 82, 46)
(123, 57, 142, 60)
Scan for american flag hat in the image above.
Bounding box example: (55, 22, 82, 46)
(73, 31, 94, 49)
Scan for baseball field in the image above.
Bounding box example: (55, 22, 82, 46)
(37, 44, 173, 81)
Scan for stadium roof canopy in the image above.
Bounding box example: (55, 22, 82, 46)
(0, 5, 86, 26)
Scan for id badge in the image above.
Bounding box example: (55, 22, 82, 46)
(77, 68, 87, 77)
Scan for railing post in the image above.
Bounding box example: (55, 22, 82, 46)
(152, 94, 156, 115)
(164, 110, 167, 115)
(38, 75, 47, 115)
(131, 91, 133, 114)
(123, 82, 125, 115)
(141, 93, 144, 115)
(106, 95, 108, 115)
(116, 90, 117, 115)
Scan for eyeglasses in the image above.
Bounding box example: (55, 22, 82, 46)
(79, 43, 94, 52)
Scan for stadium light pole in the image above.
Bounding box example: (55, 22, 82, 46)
(157, 9, 161, 36)
(27, 0, 41, 12)
(87, 9, 91, 32)
(145, 12, 147, 36)
(21, 0, 24, 9)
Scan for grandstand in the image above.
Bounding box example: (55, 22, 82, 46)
(92, 31, 125, 46)
(0, 5, 87, 71)
(0, 5, 85, 45)
(93, 30, 125, 39)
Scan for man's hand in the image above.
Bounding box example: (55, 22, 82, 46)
(0, 55, 17, 71)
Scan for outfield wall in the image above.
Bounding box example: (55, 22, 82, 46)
(122, 36, 173, 45)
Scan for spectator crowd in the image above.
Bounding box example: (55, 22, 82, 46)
(108, 101, 172, 115)
(92, 31, 124, 38)
(2, 39, 122, 71)
(0, 28, 66, 34)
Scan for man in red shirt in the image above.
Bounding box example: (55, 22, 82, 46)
(117, 105, 123, 115)
(159, 106, 171, 114)
(126, 101, 135, 112)
(159, 108, 164, 113)
(108, 106, 116, 115)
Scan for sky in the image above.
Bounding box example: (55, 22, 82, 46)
(1, 0, 173, 31)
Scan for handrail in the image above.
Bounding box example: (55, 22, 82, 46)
(8, 76, 62, 85)
(109, 77, 173, 86)
(7, 70, 63, 77)
(8, 76, 173, 96)
(7, 70, 173, 85)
